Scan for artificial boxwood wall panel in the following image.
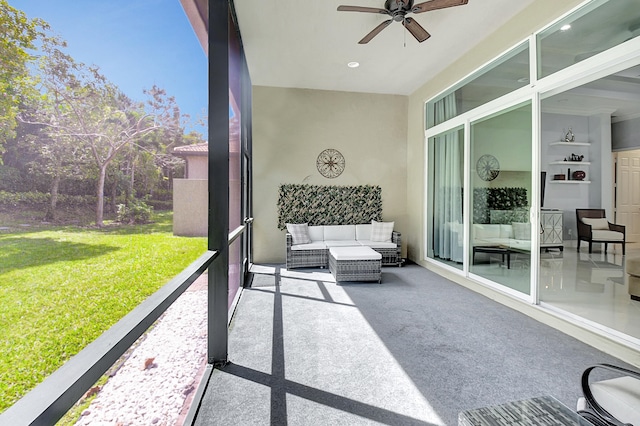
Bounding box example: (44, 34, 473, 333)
(277, 184, 382, 230)
(473, 187, 528, 224)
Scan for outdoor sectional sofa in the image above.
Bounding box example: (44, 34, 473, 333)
(286, 223, 401, 269)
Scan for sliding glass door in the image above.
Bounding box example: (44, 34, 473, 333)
(427, 126, 464, 270)
(469, 102, 533, 295)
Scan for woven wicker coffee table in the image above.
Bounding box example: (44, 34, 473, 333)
(329, 246, 382, 283)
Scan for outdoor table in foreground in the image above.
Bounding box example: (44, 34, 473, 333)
(458, 395, 595, 426)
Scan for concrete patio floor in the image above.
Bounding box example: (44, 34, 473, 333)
(192, 263, 631, 426)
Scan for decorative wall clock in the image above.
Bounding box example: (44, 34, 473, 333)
(476, 154, 500, 181)
(316, 149, 345, 178)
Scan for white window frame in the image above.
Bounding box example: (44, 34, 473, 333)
(423, 0, 640, 303)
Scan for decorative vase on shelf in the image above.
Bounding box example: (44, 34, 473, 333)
(564, 127, 575, 142)
(572, 170, 586, 181)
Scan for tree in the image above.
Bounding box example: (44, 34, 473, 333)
(22, 47, 182, 226)
(0, 0, 48, 156)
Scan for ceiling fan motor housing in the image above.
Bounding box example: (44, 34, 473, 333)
(385, 0, 414, 21)
(386, 0, 413, 13)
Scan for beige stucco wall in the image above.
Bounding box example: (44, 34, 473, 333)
(186, 156, 208, 179)
(173, 179, 208, 237)
(253, 86, 408, 264)
(405, 0, 584, 266)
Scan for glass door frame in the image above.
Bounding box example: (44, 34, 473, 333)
(424, 22, 640, 305)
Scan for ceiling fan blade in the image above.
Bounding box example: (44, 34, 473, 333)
(358, 19, 393, 44)
(337, 5, 390, 15)
(412, 0, 469, 14)
(402, 17, 431, 42)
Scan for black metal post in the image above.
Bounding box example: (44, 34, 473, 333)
(208, 0, 230, 365)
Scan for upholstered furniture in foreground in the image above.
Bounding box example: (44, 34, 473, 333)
(329, 246, 382, 283)
(625, 257, 640, 301)
(576, 209, 626, 255)
(286, 222, 401, 269)
(576, 364, 640, 426)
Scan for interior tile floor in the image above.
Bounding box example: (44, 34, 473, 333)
(469, 240, 640, 343)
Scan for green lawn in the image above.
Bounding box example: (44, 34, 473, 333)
(0, 212, 207, 412)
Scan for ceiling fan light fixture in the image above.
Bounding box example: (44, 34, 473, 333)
(337, 0, 468, 44)
(560, 24, 572, 31)
(347, 61, 360, 68)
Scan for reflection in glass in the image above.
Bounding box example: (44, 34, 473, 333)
(427, 42, 529, 127)
(229, 17, 244, 308)
(427, 122, 464, 270)
(228, 238, 242, 308)
(537, 0, 640, 79)
(469, 103, 532, 295)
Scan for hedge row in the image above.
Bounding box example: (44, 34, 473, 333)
(0, 191, 173, 211)
(0, 191, 95, 208)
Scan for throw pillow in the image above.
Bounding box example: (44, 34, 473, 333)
(582, 217, 609, 230)
(474, 224, 500, 240)
(371, 220, 394, 242)
(286, 223, 311, 245)
(512, 222, 531, 240)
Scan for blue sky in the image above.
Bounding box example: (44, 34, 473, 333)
(11, 0, 208, 137)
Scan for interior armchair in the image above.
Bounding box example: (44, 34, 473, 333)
(576, 209, 626, 255)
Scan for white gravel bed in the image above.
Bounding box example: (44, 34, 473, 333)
(75, 288, 208, 426)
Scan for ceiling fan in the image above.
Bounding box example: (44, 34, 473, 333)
(337, 0, 469, 44)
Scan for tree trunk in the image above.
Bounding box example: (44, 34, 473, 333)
(124, 159, 131, 203)
(96, 165, 107, 227)
(45, 174, 60, 222)
(110, 179, 117, 214)
(130, 159, 135, 201)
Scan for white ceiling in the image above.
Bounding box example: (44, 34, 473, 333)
(177, 1, 640, 118)
(233, 0, 536, 95)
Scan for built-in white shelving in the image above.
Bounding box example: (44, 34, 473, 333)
(549, 161, 591, 165)
(549, 141, 591, 146)
(550, 180, 591, 184)
(548, 139, 591, 184)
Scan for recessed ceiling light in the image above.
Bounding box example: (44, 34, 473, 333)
(560, 24, 572, 31)
(347, 61, 360, 68)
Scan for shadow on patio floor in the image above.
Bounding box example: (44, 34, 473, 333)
(193, 263, 631, 425)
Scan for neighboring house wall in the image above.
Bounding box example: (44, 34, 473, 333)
(173, 179, 208, 237)
(406, 0, 583, 264)
(186, 156, 208, 179)
(252, 86, 408, 264)
(173, 145, 208, 236)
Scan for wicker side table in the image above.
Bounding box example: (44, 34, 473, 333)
(329, 246, 382, 283)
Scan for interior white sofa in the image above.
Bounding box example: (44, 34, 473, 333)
(472, 223, 532, 252)
(286, 223, 401, 269)
(471, 223, 532, 267)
